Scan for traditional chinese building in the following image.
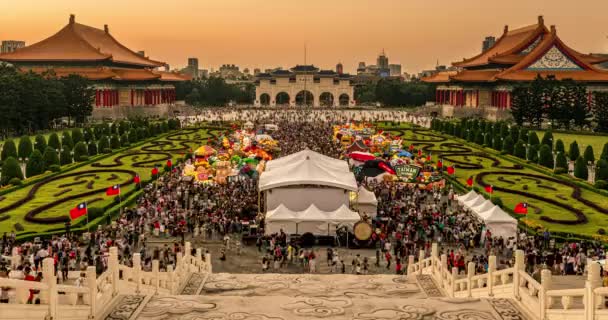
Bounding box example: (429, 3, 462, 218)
(423, 16, 608, 119)
(0, 14, 189, 119)
(255, 65, 355, 107)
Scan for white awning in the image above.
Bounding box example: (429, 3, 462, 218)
(357, 186, 378, 205)
(265, 149, 349, 172)
(457, 190, 478, 204)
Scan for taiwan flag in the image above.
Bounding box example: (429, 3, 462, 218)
(418, 149, 422, 157)
(133, 175, 141, 184)
(426, 153, 432, 162)
(437, 159, 443, 169)
(485, 185, 493, 194)
(466, 177, 473, 187)
(151, 167, 159, 176)
(514, 202, 529, 215)
(166, 159, 172, 168)
(409, 144, 414, 151)
(106, 185, 120, 196)
(447, 166, 455, 175)
(69, 202, 88, 220)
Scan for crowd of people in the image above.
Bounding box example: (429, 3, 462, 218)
(0, 109, 605, 303)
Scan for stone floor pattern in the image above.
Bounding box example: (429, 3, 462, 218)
(117, 273, 528, 320)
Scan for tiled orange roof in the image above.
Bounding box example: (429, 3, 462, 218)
(420, 71, 458, 83)
(111, 68, 160, 81)
(21, 66, 116, 80)
(449, 70, 501, 82)
(453, 17, 548, 68)
(0, 15, 164, 68)
(155, 71, 192, 81)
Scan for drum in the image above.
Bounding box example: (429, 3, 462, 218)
(353, 221, 373, 241)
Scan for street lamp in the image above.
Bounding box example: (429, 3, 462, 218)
(588, 161, 596, 184)
(552, 151, 560, 170)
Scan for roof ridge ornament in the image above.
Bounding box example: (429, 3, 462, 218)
(550, 25, 556, 34)
(104, 24, 109, 33)
(504, 25, 509, 34)
(538, 15, 544, 26)
(69, 14, 75, 24)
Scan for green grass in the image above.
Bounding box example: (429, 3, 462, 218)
(383, 123, 608, 238)
(0, 126, 220, 235)
(534, 130, 608, 160)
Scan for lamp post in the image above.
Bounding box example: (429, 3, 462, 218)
(524, 144, 530, 160)
(552, 151, 559, 170)
(588, 161, 597, 184)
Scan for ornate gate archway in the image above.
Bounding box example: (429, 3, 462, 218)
(295, 90, 314, 106)
(319, 92, 334, 107)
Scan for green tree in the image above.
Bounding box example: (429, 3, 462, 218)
(42, 147, 59, 168)
(538, 144, 554, 169)
(541, 131, 554, 149)
(574, 156, 588, 180)
(1, 157, 23, 185)
(596, 159, 608, 181)
(555, 139, 565, 155)
(601, 142, 608, 161)
(73, 141, 88, 162)
(510, 126, 520, 144)
(514, 139, 527, 159)
(129, 129, 139, 144)
(475, 130, 484, 145)
(583, 145, 595, 164)
(528, 75, 547, 127)
(594, 92, 608, 132)
(61, 131, 73, 150)
(88, 141, 98, 156)
(492, 135, 503, 150)
(528, 144, 539, 162)
(71, 128, 84, 145)
(98, 136, 111, 153)
(17, 136, 33, 160)
(25, 149, 45, 177)
(1, 139, 17, 162)
(555, 152, 568, 172)
(528, 131, 540, 146)
(518, 128, 529, 143)
(110, 134, 121, 149)
(483, 133, 492, 147)
(84, 128, 95, 142)
(502, 136, 514, 155)
(62, 74, 94, 125)
(48, 133, 61, 151)
(569, 81, 592, 129)
(120, 133, 129, 147)
(569, 141, 580, 162)
(34, 134, 47, 154)
(510, 86, 529, 126)
(60, 147, 72, 165)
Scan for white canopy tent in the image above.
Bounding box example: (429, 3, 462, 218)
(470, 200, 495, 217)
(477, 206, 518, 239)
(264, 204, 360, 236)
(463, 194, 486, 209)
(265, 149, 349, 173)
(457, 190, 478, 205)
(260, 156, 357, 191)
(357, 186, 378, 218)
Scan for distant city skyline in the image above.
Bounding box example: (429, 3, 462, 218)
(1, 0, 608, 73)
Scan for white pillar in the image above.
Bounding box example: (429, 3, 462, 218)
(87, 266, 97, 318)
(185, 242, 191, 259)
(488, 255, 496, 297)
(11, 247, 20, 270)
(418, 250, 425, 275)
(407, 255, 415, 275)
(109, 247, 119, 297)
(541, 268, 552, 312)
(205, 253, 212, 273)
(133, 253, 142, 294)
(467, 262, 475, 298)
(431, 243, 438, 274)
(513, 250, 524, 300)
(152, 260, 160, 294)
(43, 257, 57, 320)
(167, 265, 175, 294)
(196, 248, 203, 272)
(451, 267, 458, 297)
(440, 254, 448, 287)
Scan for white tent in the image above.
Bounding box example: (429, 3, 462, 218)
(260, 155, 357, 191)
(357, 186, 378, 218)
(457, 190, 478, 204)
(265, 204, 299, 234)
(265, 149, 349, 172)
(463, 194, 485, 209)
(477, 206, 517, 239)
(470, 200, 495, 217)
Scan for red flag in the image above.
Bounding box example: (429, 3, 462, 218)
(106, 185, 120, 196)
(466, 177, 473, 187)
(418, 149, 422, 157)
(447, 166, 455, 175)
(166, 159, 172, 168)
(69, 202, 88, 220)
(485, 185, 493, 194)
(514, 202, 529, 215)
(151, 167, 159, 176)
(427, 153, 432, 162)
(409, 144, 414, 151)
(437, 159, 443, 168)
(133, 175, 141, 184)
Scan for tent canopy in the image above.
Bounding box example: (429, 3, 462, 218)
(479, 206, 517, 223)
(266, 149, 349, 172)
(260, 150, 356, 191)
(264, 204, 360, 235)
(357, 186, 378, 205)
(266, 204, 298, 221)
(463, 194, 485, 208)
(458, 190, 478, 204)
(471, 200, 495, 216)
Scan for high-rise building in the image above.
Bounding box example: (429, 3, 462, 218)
(1, 40, 25, 54)
(482, 36, 496, 52)
(336, 62, 343, 74)
(186, 58, 199, 79)
(389, 64, 402, 77)
(377, 50, 389, 70)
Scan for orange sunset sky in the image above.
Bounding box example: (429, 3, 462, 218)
(1, 0, 607, 74)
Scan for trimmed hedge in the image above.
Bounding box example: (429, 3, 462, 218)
(18, 136, 33, 160)
(1, 139, 17, 162)
(25, 150, 45, 177)
(42, 147, 60, 168)
(2, 156, 23, 185)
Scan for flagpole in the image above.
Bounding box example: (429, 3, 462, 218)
(85, 200, 89, 232)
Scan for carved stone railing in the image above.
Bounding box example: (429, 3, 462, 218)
(408, 243, 608, 320)
(0, 241, 211, 320)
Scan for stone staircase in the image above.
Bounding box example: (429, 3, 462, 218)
(102, 272, 528, 320)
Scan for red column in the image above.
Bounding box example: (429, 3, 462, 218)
(491, 91, 495, 107)
(476, 90, 479, 107)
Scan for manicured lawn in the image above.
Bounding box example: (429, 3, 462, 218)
(534, 130, 608, 160)
(0, 126, 220, 235)
(383, 123, 608, 238)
